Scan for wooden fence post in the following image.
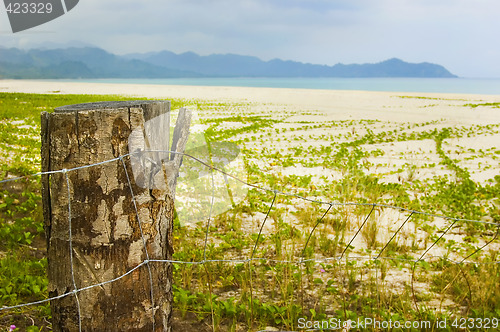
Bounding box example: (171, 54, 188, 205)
(41, 101, 190, 331)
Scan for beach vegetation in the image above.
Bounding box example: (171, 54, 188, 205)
(0, 92, 499, 331)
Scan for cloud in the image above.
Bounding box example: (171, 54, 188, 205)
(0, 0, 499, 76)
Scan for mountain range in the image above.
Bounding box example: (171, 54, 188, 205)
(0, 47, 457, 79)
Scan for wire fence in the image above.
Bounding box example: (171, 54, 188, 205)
(1, 149, 499, 331)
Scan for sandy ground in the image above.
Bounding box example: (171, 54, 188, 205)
(2, 80, 499, 317)
(1, 79, 499, 193)
(1, 79, 500, 125)
(2, 79, 498, 186)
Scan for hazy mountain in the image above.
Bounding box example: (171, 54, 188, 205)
(0, 47, 457, 79)
(0, 47, 199, 79)
(132, 51, 456, 77)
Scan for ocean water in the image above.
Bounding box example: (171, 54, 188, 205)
(62, 77, 500, 95)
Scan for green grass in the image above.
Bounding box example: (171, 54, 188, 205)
(1, 92, 499, 331)
(463, 102, 500, 108)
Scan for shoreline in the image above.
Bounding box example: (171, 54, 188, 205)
(1, 79, 500, 125)
(3, 76, 500, 95)
(1, 78, 499, 100)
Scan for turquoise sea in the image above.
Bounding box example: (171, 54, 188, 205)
(59, 77, 500, 95)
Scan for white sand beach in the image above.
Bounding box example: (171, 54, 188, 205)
(2, 79, 499, 184)
(1, 80, 499, 319)
(1, 79, 499, 188)
(1, 79, 500, 125)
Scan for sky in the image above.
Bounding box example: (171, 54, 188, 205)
(1, 0, 499, 78)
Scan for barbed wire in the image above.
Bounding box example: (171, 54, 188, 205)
(0, 149, 499, 331)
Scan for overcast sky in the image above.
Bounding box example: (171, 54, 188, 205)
(1, 0, 499, 78)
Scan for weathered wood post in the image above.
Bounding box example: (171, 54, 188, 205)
(41, 101, 191, 331)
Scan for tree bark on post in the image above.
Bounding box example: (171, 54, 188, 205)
(41, 101, 191, 331)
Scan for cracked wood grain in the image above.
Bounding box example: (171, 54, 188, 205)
(42, 101, 174, 332)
